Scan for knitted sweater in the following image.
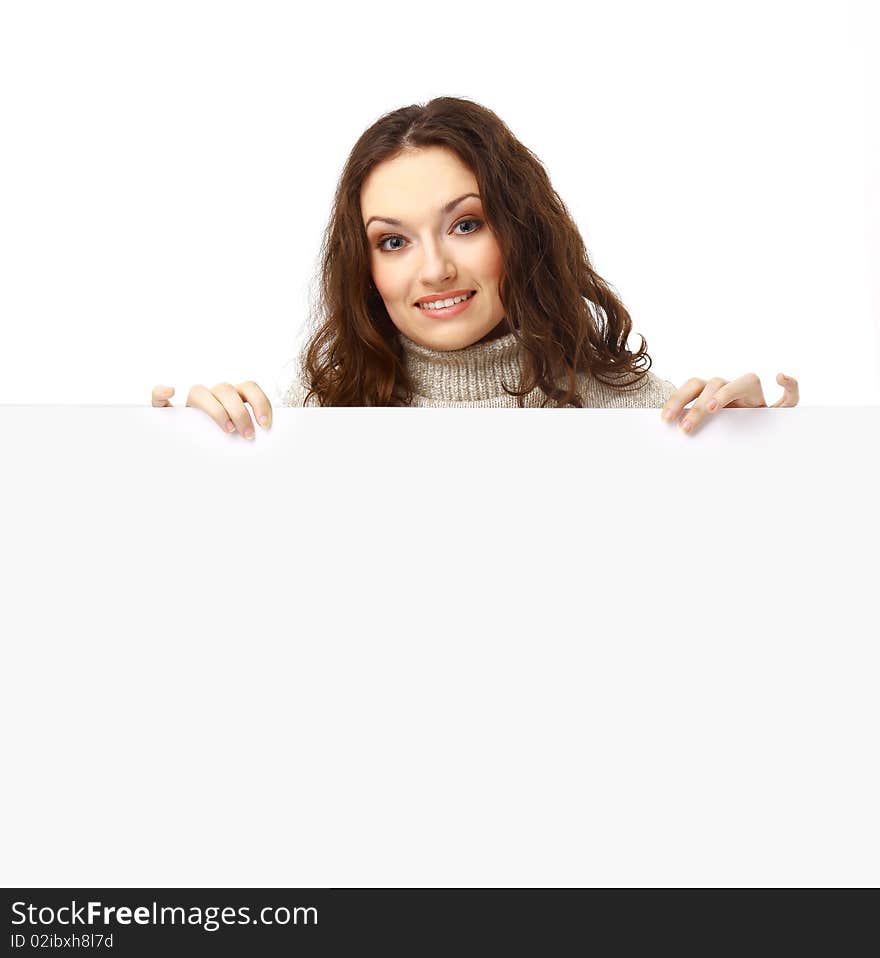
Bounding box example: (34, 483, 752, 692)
(280, 330, 677, 408)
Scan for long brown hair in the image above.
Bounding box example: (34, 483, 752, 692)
(300, 96, 654, 406)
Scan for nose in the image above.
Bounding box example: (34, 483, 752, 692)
(419, 237, 456, 287)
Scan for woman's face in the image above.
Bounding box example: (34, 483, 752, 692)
(361, 146, 507, 351)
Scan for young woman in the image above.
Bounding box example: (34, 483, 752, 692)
(152, 97, 798, 434)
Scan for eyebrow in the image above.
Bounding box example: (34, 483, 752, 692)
(364, 193, 481, 230)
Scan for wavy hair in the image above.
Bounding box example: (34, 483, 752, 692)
(299, 96, 654, 406)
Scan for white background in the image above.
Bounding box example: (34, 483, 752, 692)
(2, 406, 878, 887)
(1, 0, 878, 892)
(0, 0, 878, 406)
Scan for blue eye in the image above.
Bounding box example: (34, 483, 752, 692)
(379, 236, 406, 252)
(454, 218, 482, 235)
(376, 218, 483, 253)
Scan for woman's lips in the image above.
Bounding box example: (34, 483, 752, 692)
(414, 291, 477, 320)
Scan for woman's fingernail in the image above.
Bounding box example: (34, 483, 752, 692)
(244, 429, 254, 439)
(681, 419, 692, 432)
(225, 421, 235, 432)
(259, 415, 269, 426)
(663, 409, 674, 421)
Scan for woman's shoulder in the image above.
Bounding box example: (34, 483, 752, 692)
(577, 369, 677, 409)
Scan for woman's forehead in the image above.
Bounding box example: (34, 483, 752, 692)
(361, 147, 479, 224)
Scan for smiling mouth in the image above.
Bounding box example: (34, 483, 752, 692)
(415, 290, 477, 311)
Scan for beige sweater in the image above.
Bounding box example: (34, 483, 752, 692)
(280, 330, 677, 408)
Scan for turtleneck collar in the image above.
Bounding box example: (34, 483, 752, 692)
(397, 329, 525, 403)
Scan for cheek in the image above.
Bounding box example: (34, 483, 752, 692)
(370, 256, 397, 301)
(476, 235, 504, 284)
(370, 258, 391, 298)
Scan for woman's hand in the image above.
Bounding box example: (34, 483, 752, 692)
(151, 382, 273, 438)
(661, 372, 799, 435)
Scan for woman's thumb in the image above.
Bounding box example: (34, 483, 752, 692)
(152, 384, 175, 407)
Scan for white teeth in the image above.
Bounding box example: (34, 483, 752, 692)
(418, 291, 474, 310)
